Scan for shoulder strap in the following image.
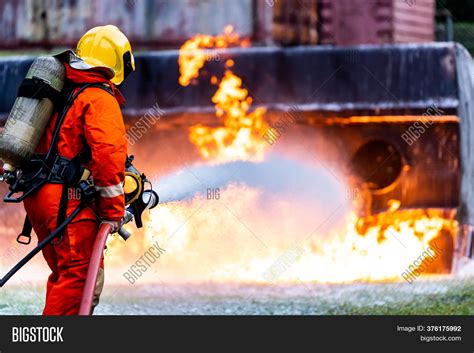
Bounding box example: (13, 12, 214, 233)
(17, 76, 64, 107)
(50, 82, 114, 237)
(45, 82, 114, 164)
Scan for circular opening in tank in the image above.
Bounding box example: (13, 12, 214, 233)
(350, 140, 403, 191)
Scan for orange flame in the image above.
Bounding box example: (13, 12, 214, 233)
(209, 211, 454, 283)
(104, 184, 456, 284)
(179, 27, 270, 163)
(189, 71, 269, 162)
(178, 25, 241, 87)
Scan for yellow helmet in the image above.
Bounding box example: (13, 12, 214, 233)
(76, 25, 135, 85)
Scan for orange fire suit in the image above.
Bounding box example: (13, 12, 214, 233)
(23, 62, 127, 315)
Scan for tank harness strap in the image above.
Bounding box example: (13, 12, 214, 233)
(46, 82, 113, 163)
(51, 83, 115, 241)
(17, 76, 64, 107)
(16, 215, 32, 245)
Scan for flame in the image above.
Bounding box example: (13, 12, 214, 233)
(179, 27, 270, 163)
(178, 25, 241, 87)
(103, 181, 457, 284)
(210, 211, 453, 283)
(387, 199, 401, 213)
(189, 71, 269, 162)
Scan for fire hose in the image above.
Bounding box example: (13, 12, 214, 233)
(78, 222, 112, 315)
(0, 204, 83, 288)
(79, 211, 134, 315)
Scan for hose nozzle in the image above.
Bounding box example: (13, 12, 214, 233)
(118, 211, 134, 241)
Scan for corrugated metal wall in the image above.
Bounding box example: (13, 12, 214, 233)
(319, 0, 434, 46)
(0, 0, 256, 48)
(393, 0, 435, 43)
(0, 0, 435, 49)
(319, 0, 393, 45)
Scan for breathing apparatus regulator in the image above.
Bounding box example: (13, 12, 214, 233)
(120, 155, 159, 240)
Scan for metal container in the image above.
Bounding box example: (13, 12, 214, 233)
(0, 56, 65, 170)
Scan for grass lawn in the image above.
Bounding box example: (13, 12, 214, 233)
(2, 276, 472, 315)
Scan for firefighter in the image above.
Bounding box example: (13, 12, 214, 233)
(22, 25, 135, 315)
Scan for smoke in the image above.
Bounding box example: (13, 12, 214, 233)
(155, 154, 348, 206)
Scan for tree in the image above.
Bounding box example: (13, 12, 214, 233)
(437, 0, 474, 21)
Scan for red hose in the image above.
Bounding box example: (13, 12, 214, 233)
(78, 223, 112, 316)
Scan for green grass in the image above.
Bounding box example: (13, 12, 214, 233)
(321, 280, 474, 315)
(1, 276, 473, 315)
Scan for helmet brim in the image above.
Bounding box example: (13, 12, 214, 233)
(54, 50, 115, 80)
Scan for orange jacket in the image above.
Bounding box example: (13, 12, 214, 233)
(26, 63, 127, 222)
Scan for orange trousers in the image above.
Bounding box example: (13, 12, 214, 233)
(24, 184, 104, 315)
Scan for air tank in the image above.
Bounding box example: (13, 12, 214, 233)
(0, 57, 66, 171)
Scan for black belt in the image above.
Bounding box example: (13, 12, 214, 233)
(14, 148, 92, 245)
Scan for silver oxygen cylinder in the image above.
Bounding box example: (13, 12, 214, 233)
(0, 57, 66, 172)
